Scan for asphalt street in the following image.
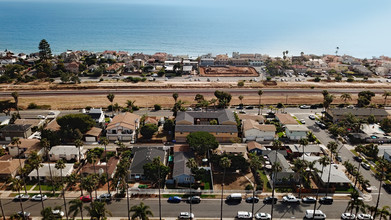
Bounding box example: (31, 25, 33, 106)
(2, 198, 356, 219)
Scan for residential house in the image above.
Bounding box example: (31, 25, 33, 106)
(133, 59, 145, 69)
(175, 110, 238, 143)
(0, 155, 25, 180)
(7, 138, 42, 157)
(49, 145, 83, 162)
(182, 65, 193, 74)
(0, 116, 11, 126)
(128, 146, 166, 181)
(200, 58, 214, 67)
(172, 147, 195, 185)
(285, 125, 309, 140)
(326, 108, 389, 123)
(215, 54, 229, 66)
(28, 163, 74, 181)
(84, 127, 102, 142)
(81, 156, 119, 178)
(288, 144, 322, 157)
(1, 124, 34, 141)
(87, 108, 105, 125)
(384, 149, 391, 162)
(231, 58, 247, 66)
(45, 120, 61, 132)
(214, 143, 248, 159)
(237, 114, 264, 123)
(106, 112, 140, 142)
(242, 119, 276, 142)
(267, 151, 297, 185)
(275, 113, 299, 125)
(65, 62, 80, 73)
(247, 141, 265, 155)
(106, 63, 125, 74)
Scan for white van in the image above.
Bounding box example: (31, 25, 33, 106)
(305, 210, 326, 219)
(237, 211, 252, 219)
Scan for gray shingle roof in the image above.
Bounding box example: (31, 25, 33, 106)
(266, 151, 292, 172)
(175, 125, 238, 133)
(172, 151, 194, 178)
(0, 124, 31, 132)
(130, 147, 166, 174)
(330, 108, 388, 116)
(176, 109, 236, 124)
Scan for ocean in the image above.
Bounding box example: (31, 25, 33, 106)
(1, 0, 391, 58)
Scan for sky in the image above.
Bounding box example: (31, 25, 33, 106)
(1, 0, 391, 58)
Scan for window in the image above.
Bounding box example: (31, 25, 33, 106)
(111, 130, 117, 134)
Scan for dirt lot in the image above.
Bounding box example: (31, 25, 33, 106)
(213, 172, 254, 191)
(199, 66, 258, 77)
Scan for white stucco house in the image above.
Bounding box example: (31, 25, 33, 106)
(49, 145, 83, 162)
(285, 124, 309, 140)
(28, 163, 74, 181)
(106, 112, 140, 142)
(242, 119, 276, 142)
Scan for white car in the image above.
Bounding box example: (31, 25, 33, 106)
(37, 115, 46, 119)
(255, 212, 271, 220)
(341, 213, 356, 220)
(14, 194, 30, 201)
(282, 195, 300, 203)
(31, 194, 47, 201)
(178, 212, 194, 219)
(237, 211, 252, 219)
(309, 115, 316, 120)
(52, 210, 64, 217)
(357, 214, 373, 220)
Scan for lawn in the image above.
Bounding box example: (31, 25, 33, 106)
(257, 170, 271, 192)
(33, 184, 61, 191)
(335, 186, 355, 193)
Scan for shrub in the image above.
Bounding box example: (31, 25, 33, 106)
(27, 102, 38, 109)
(245, 184, 254, 190)
(237, 81, 244, 87)
(154, 104, 161, 111)
(314, 76, 321, 82)
(347, 76, 354, 82)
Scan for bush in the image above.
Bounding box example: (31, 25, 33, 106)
(154, 104, 161, 111)
(314, 76, 321, 82)
(27, 102, 38, 109)
(245, 184, 253, 190)
(237, 81, 244, 87)
(140, 123, 158, 139)
(347, 76, 354, 82)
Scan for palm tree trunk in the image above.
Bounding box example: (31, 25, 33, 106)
(126, 180, 130, 220)
(80, 202, 84, 220)
(60, 169, 69, 220)
(47, 160, 55, 195)
(36, 168, 45, 210)
(312, 167, 325, 219)
(373, 169, 384, 217)
(158, 165, 162, 220)
(271, 149, 278, 220)
(17, 147, 28, 194)
(220, 168, 225, 220)
(104, 146, 110, 195)
(78, 146, 81, 163)
(258, 97, 261, 115)
(93, 163, 97, 199)
(324, 154, 333, 197)
(16, 187, 24, 220)
(350, 163, 362, 217)
(251, 181, 256, 219)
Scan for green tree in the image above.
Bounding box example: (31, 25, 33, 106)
(8, 177, 25, 218)
(238, 95, 244, 106)
(325, 141, 338, 197)
(172, 93, 179, 102)
(214, 90, 232, 108)
(163, 119, 174, 133)
(57, 114, 94, 134)
(209, 98, 217, 111)
(194, 94, 204, 102)
(129, 202, 153, 220)
(38, 39, 52, 60)
(380, 118, 391, 133)
(40, 138, 55, 195)
(140, 124, 158, 139)
(382, 91, 391, 106)
(11, 137, 28, 194)
(143, 157, 169, 184)
(107, 93, 115, 117)
(41, 207, 56, 220)
(68, 198, 84, 220)
(27, 151, 44, 209)
(84, 201, 112, 220)
(172, 100, 185, 117)
(340, 93, 352, 105)
(11, 91, 19, 115)
(257, 90, 263, 115)
(219, 157, 231, 220)
(100, 137, 111, 195)
(186, 131, 219, 157)
(154, 104, 161, 111)
(186, 158, 198, 173)
(357, 90, 375, 107)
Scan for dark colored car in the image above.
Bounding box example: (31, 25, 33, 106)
(263, 196, 277, 204)
(319, 196, 333, 204)
(245, 106, 254, 109)
(336, 156, 342, 162)
(168, 196, 182, 203)
(383, 184, 391, 194)
(354, 156, 363, 162)
(301, 196, 316, 203)
(245, 197, 259, 203)
(187, 196, 201, 204)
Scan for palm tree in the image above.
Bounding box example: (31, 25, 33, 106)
(185, 158, 197, 220)
(8, 177, 25, 219)
(293, 159, 307, 198)
(129, 202, 153, 220)
(68, 198, 84, 220)
(270, 140, 282, 219)
(81, 174, 98, 201)
(340, 93, 352, 105)
(257, 90, 263, 115)
(41, 207, 55, 220)
(172, 93, 179, 102)
(248, 153, 262, 218)
(378, 206, 390, 220)
(86, 151, 99, 198)
(100, 137, 110, 194)
(219, 157, 231, 220)
(107, 93, 115, 117)
(74, 139, 83, 162)
(11, 137, 27, 194)
(325, 141, 338, 197)
(238, 95, 244, 106)
(41, 138, 55, 195)
(382, 91, 391, 106)
(298, 138, 308, 198)
(84, 201, 112, 220)
(55, 159, 68, 220)
(11, 91, 19, 115)
(209, 98, 217, 111)
(28, 151, 44, 209)
(373, 157, 389, 217)
(312, 156, 330, 218)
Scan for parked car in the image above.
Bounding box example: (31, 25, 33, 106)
(187, 196, 201, 204)
(246, 106, 254, 109)
(178, 212, 194, 219)
(301, 196, 316, 203)
(309, 115, 316, 120)
(14, 194, 30, 201)
(319, 196, 333, 204)
(255, 212, 271, 220)
(300, 105, 310, 109)
(361, 163, 371, 170)
(97, 193, 112, 201)
(336, 156, 342, 162)
(383, 183, 391, 193)
(341, 213, 356, 220)
(168, 196, 182, 203)
(37, 115, 46, 119)
(263, 196, 277, 204)
(80, 195, 92, 202)
(300, 119, 306, 124)
(357, 214, 373, 220)
(31, 194, 47, 201)
(305, 210, 326, 220)
(239, 110, 246, 114)
(282, 195, 300, 203)
(354, 156, 363, 162)
(237, 211, 252, 219)
(226, 193, 242, 203)
(319, 123, 327, 129)
(245, 197, 259, 203)
(17, 211, 30, 218)
(363, 185, 372, 192)
(52, 209, 64, 217)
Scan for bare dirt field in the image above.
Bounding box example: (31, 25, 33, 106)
(199, 66, 258, 77)
(213, 172, 254, 191)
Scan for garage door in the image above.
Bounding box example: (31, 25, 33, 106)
(85, 137, 96, 142)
